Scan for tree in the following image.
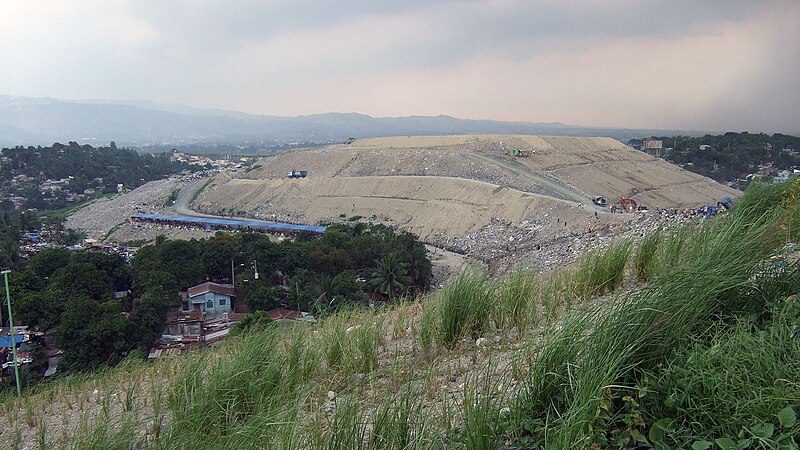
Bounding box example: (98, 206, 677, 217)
(58, 228, 87, 246)
(48, 262, 113, 301)
(368, 253, 412, 301)
(240, 279, 284, 311)
(27, 247, 72, 279)
(403, 243, 432, 293)
(130, 289, 175, 348)
(156, 239, 203, 288)
(201, 236, 236, 281)
(57, 296, 137, 370)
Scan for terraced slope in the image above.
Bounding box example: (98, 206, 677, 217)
(195, 176, 583, 240)
(245, 135, 738, 209)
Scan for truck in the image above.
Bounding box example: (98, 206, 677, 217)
(287, 170, 308, 179)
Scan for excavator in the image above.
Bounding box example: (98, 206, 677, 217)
(619, 197, 637, 212)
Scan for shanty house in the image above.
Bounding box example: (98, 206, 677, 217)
(184, 282, 235, 314)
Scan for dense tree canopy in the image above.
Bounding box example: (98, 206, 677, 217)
(10, 222, 432, 373)
(128, 223, 432, 313)
(629, 132, 800, 185)
(0, 142, 190, 210)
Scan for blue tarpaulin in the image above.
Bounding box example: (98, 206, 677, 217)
(0, 335, 24, 348)
(131, 213, 326, 233)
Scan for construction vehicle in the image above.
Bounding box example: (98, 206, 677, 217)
(287, 170, 307, 179)
(592, 196, 608, 207)
(619, 197, 637, 212)
(719, 197, 734, 209)
(509, 148, 529, 157)
(344, 138, 355, 145)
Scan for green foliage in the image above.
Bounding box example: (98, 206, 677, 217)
(635, 297, 800, 448)
(493, 269, 538, 335)
(167, 326, 322, 445)
(634, 228, 663, 282)
(164, 189, 179, 207)
(240, 279, 284, 311)
(58, 228, 86, 245)
(229, 310, 275, 336)
(631, 132, 800, 184)
(437, 269, 494, 348)
(505, 181, 800, 448)
(571, 239, 632, 300)
(0, 142, 189, 211)
(57, 297, 140, 370)
(461, 373, 507, 450)
(368, 253, 412, 300)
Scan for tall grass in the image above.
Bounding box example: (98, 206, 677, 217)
(493, 269, 538, 337)
(571, 239, 632, 300)
(639, 297, 800, 447)
(460, 370, 508, 450)
(437, 270, 494, 349)
(633, 227, 662, 282)
(514, 182, 797, 448)
(166, 326, 318, 446)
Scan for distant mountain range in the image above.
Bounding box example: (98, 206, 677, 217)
(0, 94, 708, 147)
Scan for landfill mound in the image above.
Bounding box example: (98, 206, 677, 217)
(246, 135, 738, 208)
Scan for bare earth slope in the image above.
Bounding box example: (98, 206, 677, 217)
(245, 135, 737, 208)
(195, 176, 580, 240)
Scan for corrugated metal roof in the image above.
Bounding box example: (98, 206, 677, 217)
(187, 282, 236, 298)
(131, 212, 326, 233)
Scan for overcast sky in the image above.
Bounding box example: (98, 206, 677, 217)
(2, 1, 798, 132)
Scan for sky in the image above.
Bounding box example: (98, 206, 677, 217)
(1, 0, 799, 133)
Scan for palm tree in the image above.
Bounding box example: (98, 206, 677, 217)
(405, 245, 432, 293)
(368, 253, 412, 300)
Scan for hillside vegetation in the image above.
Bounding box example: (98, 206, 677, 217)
(0, 142, 189, 211)
(631, 132, 800, 184)
(2, 180, 798, 449)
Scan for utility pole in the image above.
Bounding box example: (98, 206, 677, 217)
(2, 269, 21, 396)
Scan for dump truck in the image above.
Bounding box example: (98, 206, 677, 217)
(287, 170, 308, 179)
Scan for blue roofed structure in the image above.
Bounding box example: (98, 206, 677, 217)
(0, 335, 24, 348)
(131, 213, 326, 233)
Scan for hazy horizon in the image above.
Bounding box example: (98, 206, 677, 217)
(2, 1, 799, 134)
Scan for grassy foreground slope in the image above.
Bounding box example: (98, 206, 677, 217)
(2, 181, 799, 449)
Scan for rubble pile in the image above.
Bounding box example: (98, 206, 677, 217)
(65, 178, 184, 239)
(430, 210, 711, 273)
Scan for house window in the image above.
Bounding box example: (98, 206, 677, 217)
(206, 300, 214, 309)
(219, 298, 227, 306)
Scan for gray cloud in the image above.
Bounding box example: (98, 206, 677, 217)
(0, 0, 798, 133)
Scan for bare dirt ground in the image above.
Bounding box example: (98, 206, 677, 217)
(247, 135, 737, 209)
(194, 175, 594, 240)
